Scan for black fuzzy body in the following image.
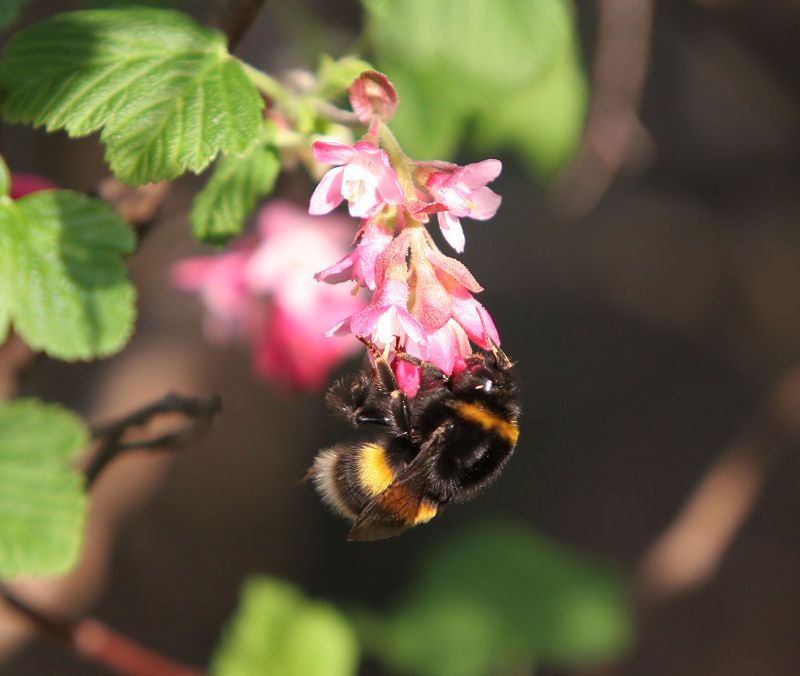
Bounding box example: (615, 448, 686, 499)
(310, 347, 521, 540)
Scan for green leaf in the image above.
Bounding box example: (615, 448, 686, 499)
(0, 190, 136, 360)
(0, 0, 30, 30)
(0, 8, 264, 184)
(365, 523, 632, 676)
(0, 399, 88, 577)
(473, 44, 587, 178)
(380, 64, 466, 161)
(212, 576, 359, 676)
(191, 146, 279, 245)
(365, 0, 587, 176)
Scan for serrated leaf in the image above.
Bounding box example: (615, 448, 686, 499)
(0, 190, 136, 360)
(0, 8, 263, 184)
(191, 146, 279, 245)
(365, 523, 631, 676)
(212, 576, 359, 676)
(0, 399, 88, 577)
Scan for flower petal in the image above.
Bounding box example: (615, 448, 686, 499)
(315, 253, 355, 284)
(460, 159, 502, 188)
(437, 211, 466, 253)
(450, 287, 500, 348)
(426, 246, 483, 293)
(468, 186, 502, 220)
(312, 141, 356, 165)
(309, 166, 345, 215)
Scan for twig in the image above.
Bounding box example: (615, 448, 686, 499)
(553, 0, 655, 218)
(633, 369, 800, 611)
(574, 371, 800, 676)
(84, 392, 222, 489)
(0, 585, 203, 676)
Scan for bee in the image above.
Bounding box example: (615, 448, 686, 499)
(307, 337, 520, 541)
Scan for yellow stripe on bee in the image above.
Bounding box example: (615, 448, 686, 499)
(453, 401, 519, 445)
(412, 501, 438, 525)
(358, 443, 395, 497)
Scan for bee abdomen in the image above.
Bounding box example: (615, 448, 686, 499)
(308, 441, 399, 521)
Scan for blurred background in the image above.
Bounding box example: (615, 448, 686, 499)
(2, 0, 800, 674)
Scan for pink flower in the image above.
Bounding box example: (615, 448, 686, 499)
(314, 220, 393, 290)
(426, 159, 503, 253)
(329, 256, 425, 348)
(172, 249, 256, 344)
(172, 201, 365, 391)
(309, 141, 404, 219)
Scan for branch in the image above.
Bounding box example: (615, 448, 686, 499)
(0, 585, 203, 676)
(84, 392, 222, 489)
(634, 369, 800, 610)
(553, 0, 655, 217)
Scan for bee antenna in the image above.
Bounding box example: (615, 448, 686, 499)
(476, 310, 511, 368)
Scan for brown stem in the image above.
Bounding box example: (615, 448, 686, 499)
(0, 585, 203, 676)
(575, 370, 800, 676)
(633, 369, 800, 612)
(553, 0, 655, 217)
(84, 392, 222, 489)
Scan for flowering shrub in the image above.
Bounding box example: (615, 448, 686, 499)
(0, 2, 600, 675)
(310, 72, 502, 395)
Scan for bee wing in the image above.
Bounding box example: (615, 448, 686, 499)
(347, 423, 449, 542)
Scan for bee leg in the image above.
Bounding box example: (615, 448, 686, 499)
(356, 335, 414, 436)
(394, 351, 449, 391)
(326, 372, 391, 427)
(355, 335, 399, 393)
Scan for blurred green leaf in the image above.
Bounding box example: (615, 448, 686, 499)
(363, 522, 631, 676)
(364, 0, 587, 177)
(0, 8, 263, 184)
(0, 399, 88, 577)
(0, 190, 136, 360)
(191, 146, 280, 245)
(212, 576, 359, 676)
(0, 0, 30, 29)
(316, 54, 375, 100)
(473, 44, 587, 177)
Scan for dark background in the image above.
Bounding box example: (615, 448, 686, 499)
(3, 1, 800, 674)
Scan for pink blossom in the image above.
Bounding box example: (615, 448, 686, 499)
(309, 141, 404, 219)
(10, 172, 55, 199)
(172, 201, 364, 391)
(426, 159, 503, 253)
(329, 257, 425, 348)
(314, 220, 393, 290)
(172, 249, 255, 345)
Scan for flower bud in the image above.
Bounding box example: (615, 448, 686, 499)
(348, 70, 398, 124)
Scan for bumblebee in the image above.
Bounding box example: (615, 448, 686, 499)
(307, 338, 520, 541)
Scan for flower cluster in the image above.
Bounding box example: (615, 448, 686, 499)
(311, 71, 503, 395)
(172, 201, 364, 391)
